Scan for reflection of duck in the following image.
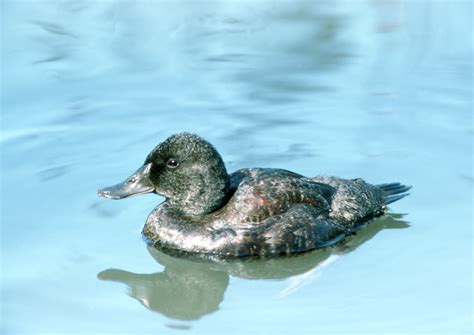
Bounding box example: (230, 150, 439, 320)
(98, 214, 409, 320)
(98, 133, 410, 257)
(98, 265, 228, 321)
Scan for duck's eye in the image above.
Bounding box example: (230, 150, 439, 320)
(167, 159, 179, 168)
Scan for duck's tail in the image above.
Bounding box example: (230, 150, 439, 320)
(377, 182, 412, 205)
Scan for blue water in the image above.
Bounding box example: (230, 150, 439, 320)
(1, 1, 472, 334)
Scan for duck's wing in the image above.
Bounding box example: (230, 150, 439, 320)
(224, 171, 335, 225)
(216, 204, 346, 257)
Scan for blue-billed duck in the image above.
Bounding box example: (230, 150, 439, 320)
(98, 133, 410, 257)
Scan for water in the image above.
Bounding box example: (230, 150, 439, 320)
(1, 1, 472, 334)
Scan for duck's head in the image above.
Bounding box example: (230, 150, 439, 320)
(98, 133, 230, 216)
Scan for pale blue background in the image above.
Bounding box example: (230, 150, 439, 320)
(1, 1, 472, 334)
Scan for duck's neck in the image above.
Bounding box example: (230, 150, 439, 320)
(168, 170, 231, 217)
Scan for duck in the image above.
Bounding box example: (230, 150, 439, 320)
(98, 132, 410, 258)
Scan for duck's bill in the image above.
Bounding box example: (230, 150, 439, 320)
(98, 163, 154, 199)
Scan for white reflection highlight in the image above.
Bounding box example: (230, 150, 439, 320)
(276, 254, 340, 299)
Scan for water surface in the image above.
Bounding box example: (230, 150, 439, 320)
(1, 1, 472, 334)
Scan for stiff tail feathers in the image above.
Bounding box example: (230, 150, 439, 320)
(377, 182, 412, 205)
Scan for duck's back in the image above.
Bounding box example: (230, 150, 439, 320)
(312, 176, 386, 228)
(226, 169, 388, 228)
(312, 176, 410, 230)
(223, 168, 334, 224)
